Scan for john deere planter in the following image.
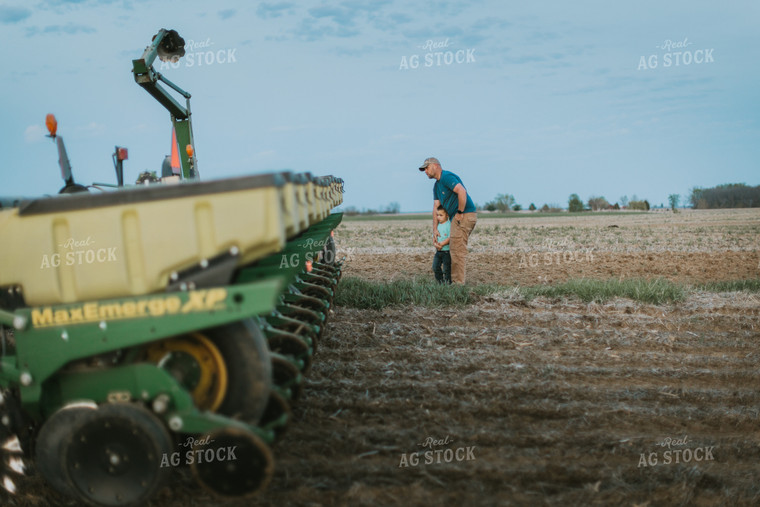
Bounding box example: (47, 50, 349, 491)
(0, 28, 345, 506)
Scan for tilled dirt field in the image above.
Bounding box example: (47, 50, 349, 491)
(335, 208, 760, 286)
(196, 292, 757, 506)
(343, 251, 760, 286)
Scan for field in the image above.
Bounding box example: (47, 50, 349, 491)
(337, 208, 760, 286)
(243, 209, 760, 506)
(11, 209, 760, 506)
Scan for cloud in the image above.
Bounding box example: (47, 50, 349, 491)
(24, 125, 46, 143)
(0, 5, 32, 24)
(308, 6, 357, 27)
(218, 9, 236, 20)
(296, 19, 359, 41)
(256, 2, 295, 19)
(294, 1, 394, 41)
(26, 23, 96, 36)
(333, 44, 380, 57)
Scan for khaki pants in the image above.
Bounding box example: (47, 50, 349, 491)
(450, 212, 477, 284)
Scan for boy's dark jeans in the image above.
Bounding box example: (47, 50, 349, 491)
(433, 250, 451, 284)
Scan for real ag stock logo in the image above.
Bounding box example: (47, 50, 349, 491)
(399, 38, 476, 70)
(637, 38, 714, 70)
(158, 37, 238, 70)
(160, 435, 238, 468)
(637, 435, 715, 468)
(398, 435, 476, 468)
(40, 236, 117, 269)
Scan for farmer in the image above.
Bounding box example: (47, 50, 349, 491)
(418, 157, 477, 284)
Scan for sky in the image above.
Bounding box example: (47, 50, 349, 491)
(1, 0, 758, 211)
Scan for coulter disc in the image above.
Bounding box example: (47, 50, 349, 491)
(191, 427, 274, 498)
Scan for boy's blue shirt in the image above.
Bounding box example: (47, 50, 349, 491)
(437, 221, 451, 251)
(433, 170, 476, 221)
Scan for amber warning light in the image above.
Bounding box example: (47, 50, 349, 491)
(45, 114, 57, 137)
(116, 147, 129, 161)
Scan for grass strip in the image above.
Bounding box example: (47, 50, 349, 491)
(520, 278, 686, 305)
(694, 278, 760, 293)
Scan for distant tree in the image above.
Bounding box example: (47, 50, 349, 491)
(688, 187, 704, 208)
(529, 203, 536, 211)
(484, 193, 516, 212)
(588, 196, 609, 211)
(568, 193, 584, 212)
(540, 204, 550, 212)
(620, 195, 629, 208)
(668, 194, 680, 211)
(382, 201, 401, 214)
(629, 199, 650, 211)
(512, 204, 522, 211)
(613, 203, 620, 210)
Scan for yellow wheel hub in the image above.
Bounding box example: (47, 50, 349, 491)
(144, 333, 228, 412)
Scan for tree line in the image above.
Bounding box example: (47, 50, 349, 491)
(483, 193, 651, 212)
(689, 183, 760, 209)
(343, 183, 758, 215)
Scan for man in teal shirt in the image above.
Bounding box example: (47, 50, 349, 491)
(419, 157, 477, 284)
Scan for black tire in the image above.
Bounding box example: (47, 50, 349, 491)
(35, 403, 98, 497)
(61, 403, 172, 507)
(203, 319, 272, 424)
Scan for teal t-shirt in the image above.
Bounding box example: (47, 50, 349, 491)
(437, 221, 450, 251)
(433, 170, 476, 221)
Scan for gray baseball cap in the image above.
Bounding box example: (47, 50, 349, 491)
(418, 157, 440, 170)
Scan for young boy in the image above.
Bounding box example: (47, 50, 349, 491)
(433, 205, 451, 284)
